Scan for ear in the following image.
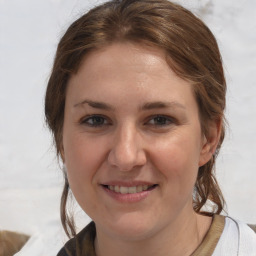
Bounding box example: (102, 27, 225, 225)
(199, 119, 222, 167)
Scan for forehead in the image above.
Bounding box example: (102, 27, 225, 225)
(76, 42, 169, 79)
(66, 42, 196, 110)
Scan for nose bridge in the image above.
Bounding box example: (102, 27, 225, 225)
(108, 122, 145, 171)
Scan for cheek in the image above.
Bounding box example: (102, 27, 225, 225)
(150, 134, 201, 187)
(63, 135, 109, 215)
(64, 135, 108, 186)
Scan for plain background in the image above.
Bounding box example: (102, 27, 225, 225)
(0, 0, 255, 254)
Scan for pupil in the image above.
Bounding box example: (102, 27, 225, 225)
(156, 117, 165, 124)
(93, 116, 103, 124)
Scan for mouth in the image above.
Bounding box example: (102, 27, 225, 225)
(101, 184, 158, 194)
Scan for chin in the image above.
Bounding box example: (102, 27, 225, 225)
(99, 212, 160, 241)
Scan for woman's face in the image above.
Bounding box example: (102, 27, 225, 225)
(62, 43, 213, 240)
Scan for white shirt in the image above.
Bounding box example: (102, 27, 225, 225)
(213, 217, 256, 256)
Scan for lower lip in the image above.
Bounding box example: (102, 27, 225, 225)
(101, 186, 156, 203)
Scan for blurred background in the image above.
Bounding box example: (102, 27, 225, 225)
(0, 0, 255, 255)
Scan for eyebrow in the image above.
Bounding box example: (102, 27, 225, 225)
(140, 101, 186, 111)
(74, 99, 114, 110)
(74, 99, 185, 111)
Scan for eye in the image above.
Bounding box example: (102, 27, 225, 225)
(147, 115, 174, 126)
(81, 115, 110, 127)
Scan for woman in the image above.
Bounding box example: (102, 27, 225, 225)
(45, 0, 256, 255)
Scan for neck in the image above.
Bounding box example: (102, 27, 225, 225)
(94, 211, 212, 256)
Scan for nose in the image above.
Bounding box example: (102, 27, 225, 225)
(108, 124, 146, 171)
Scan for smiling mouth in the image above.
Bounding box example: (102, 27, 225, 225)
(102, 184, 158, 194)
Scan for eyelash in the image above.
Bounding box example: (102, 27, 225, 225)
(80, 114, 175, 128)
(81, 115, 111, 127)
(146, 115, 175, 127)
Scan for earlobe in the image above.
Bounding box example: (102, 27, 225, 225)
(199, 119, 222, 167)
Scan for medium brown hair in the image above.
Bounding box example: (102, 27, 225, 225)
(45, 0, 226, 238)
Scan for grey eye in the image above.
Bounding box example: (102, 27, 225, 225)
(148, 116, 172, 126)
(83, 115, 107, 126)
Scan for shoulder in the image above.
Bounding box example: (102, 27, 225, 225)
(57, 246, 70, 256)
(56, 235, 77, 256)
(56, 222, 96, 256)
(213, 216, 256, 255)
(224, 217, 256, 237)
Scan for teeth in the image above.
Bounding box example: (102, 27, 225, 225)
(107, 185, 153, 194)
(128, 186, 136, 194)
(143, 185, 148, 190)
(137, 185, 143, 192)
(114, 185, 120, 193)
(120, 186, 128, 194)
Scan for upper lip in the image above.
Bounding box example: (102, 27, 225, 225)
(100, 181, 157, 187)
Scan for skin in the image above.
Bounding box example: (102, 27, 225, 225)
(62, 43, 220, 256)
